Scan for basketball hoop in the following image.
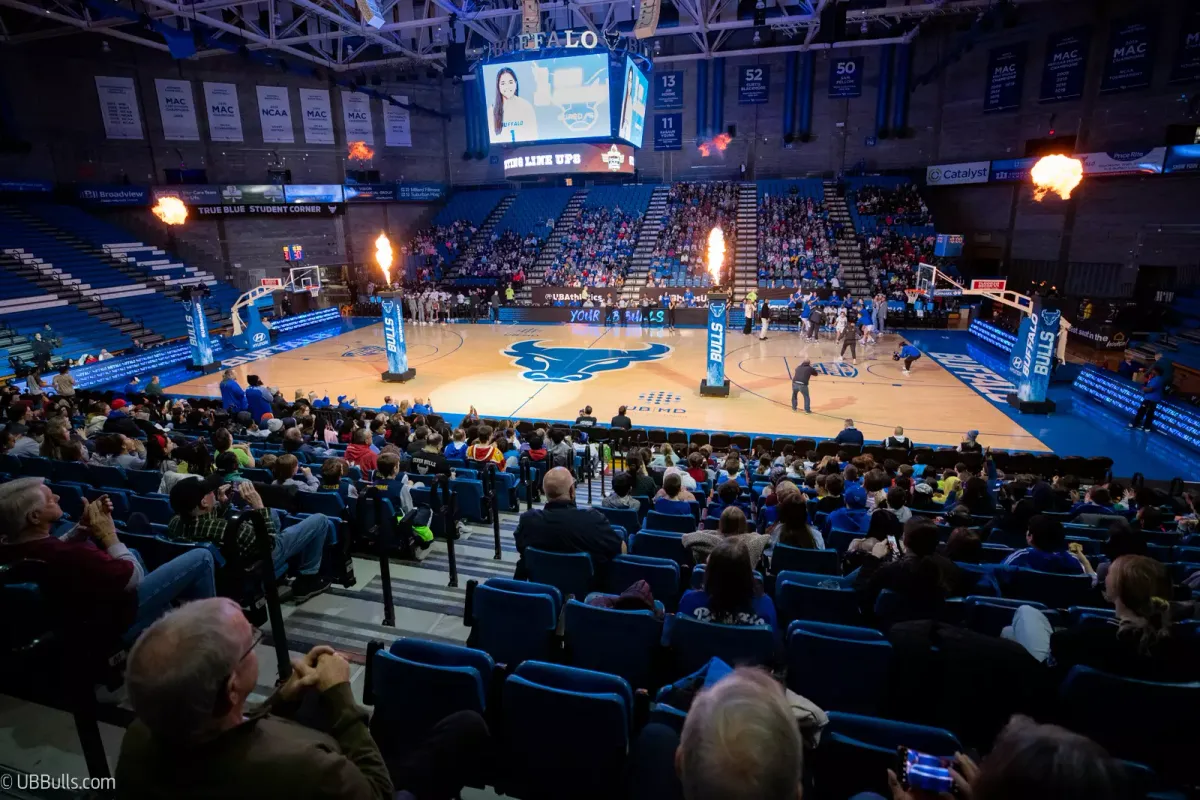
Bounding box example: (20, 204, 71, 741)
(307, 286, 319, 297)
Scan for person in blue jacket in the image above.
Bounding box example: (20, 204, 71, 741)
(123, 375, 141, 396)
(219, 370, 247, 413)
(1129, 367, 1165, 431)
(411, 397, 434, 416)
(244, 374, 274, 423)
(379, 396, 399, 415)
(897, 343, 922, 375)
(824, 485, 871, 537)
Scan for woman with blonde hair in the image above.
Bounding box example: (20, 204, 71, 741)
(683, 505, 771, 567)
(651, 442, 678, 469)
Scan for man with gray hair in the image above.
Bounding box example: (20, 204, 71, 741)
(0, 478, 215, 648)
(628, 667, 804, 800)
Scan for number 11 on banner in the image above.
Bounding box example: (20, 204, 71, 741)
(654, 113, 683, 151)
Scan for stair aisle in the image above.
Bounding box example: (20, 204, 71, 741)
(824, 179, 871, 297)
(733, 182, 758, 301)
(620, 185, 670, 303)
(516, 189, 588, 303)
(448, 195, 516, 282)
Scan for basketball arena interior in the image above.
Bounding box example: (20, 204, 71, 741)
(1, 0, 1200, 796)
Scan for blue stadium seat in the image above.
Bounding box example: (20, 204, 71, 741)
(85, 486, 129, 520)
(128, 495, 174, 526)
(469, 578, 562, 666)
(563, 599, 662, 689)
(47, 482, 85, 519)
(596, 506, 640, 538)
(814, 711, 961, 799)
(786, 620, 892, 716)
(827, 529, 864, 555)
(524, 548, 595, 601)
(645, 510, 695, 533)
(663, 613, 776, 676)
(125, 469, 163, 495)
(296, 491, 347, 517)
(605, 554, 681, 611)
(1004, 568, 1099, 608)
(963, 596, 1051, 637)
(87, 464, 128, 490)
(17, 457, 56, 480)
(772, 545, 839, 575)
(501, 661, 632, 800)
(371, 638, 493, 752)
(630, 530, 690, 566)
(775, 571, 861, 627)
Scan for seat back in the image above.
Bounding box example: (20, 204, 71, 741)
(128, 495, 175, 525)
(471, 579, 562, 666)
(776, 576, 861, 627)
(297, 491, 347, 517)
(1004, 568, 1098, 609)
(645, 510, 695, 533)
(125, 469, 163, 495)
(772, 545, 839, 576)
(786, 620, 891, 716)
(814, 711, 962, 799)
(17, 457, 55, 479)
(605, 554, 681, 610)
(563, 600, 662, 689)
(630, 531, 691, 566)
(524, 548, 595, 601)
(596, 506, 641, 537)
(87, 463, 128, 489)
(963, 596, 1049, 637)
(665, 613, 776, 676)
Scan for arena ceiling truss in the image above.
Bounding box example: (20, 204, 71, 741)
(0, 0, 1050, 74)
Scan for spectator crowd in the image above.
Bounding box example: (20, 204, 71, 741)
(543, 206, 641, 288)
(757, 190, 842, 288)
(649, 182, 738, 288)
(853, 183, 932, 227)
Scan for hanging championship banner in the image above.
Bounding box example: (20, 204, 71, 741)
(95, 76, 144, 140)
(154, 78, 200, 141)
(738, 65, 769, 104)
(1100, 15, 1155, 93)
(298, 88, 335, 145)
(203, 82, 244, 142)
(1169, 9, 1200, 84)
(654, 113, 682, 150)
(654, 71, 683, 108)
(522, 0, 539, 36)
(633, 0, 661, 39)
(828, 57, 863, 98)
(983, 43, 1025, 113)
(341, 91, 374, 144)
(256, 85, 294, 143)
(1039, 27, 1090, 103)
(384, 95, 412, 147)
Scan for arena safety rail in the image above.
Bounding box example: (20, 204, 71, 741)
(1072, 365, 1200, 453)
(968, 319, 1018, 352)
(268, 307, 341, 334)
(60, 343, 199, 390)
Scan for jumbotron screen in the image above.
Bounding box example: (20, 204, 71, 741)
(482, 54, 611, 144)
(617, 55, 649, 148)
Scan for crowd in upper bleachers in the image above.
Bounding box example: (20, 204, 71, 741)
(408, 219, 476, 282)
(648, 182, 737, 288)
(863, 228, 937, 297)
(543, 206, 640, 288)
(757, 186, 842, 289)
(458, 230, 539, 282)
(853, 183, 932, 227)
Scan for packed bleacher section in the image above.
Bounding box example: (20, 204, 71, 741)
(756, 179, 842, 289)
(404, 189, 509, 281)
(850, 181, 932, 229)
(456, 187, 574, 285)
(543, 185, 654, 288)
(648, 181, 737, 288)
(864, 228, 937, 296)
(4, 365, 1199, 797)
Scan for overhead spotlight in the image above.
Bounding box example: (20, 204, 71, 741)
(752, 29, 761, 44)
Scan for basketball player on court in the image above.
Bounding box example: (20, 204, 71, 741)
(835, 309, 857, 365)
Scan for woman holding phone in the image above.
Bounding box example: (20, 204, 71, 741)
(490, 67, 538, 143)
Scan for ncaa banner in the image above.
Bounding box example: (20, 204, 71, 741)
(738, 65, 770, 104)
(341, 91, 375, 145)
(95, 76, 144, 140)
(1100, 15, 1155, 93)
(298, 88, 335, 145)
(1169, 9, 1200, 84)
(1039, 27, 1090, 103)
(1080, 148, 1166, 175)
(255, 85, 294, 143)
(654, 71, 684, 108)
(654, 113, 682, 151)
(203, 82, 243, 142)
(828, 57, 863, 98)
(926, 161, 990, 185)
(154, 79, 200, 141)
(384, 95, 412, 147)
(983, 43, 1025, 113)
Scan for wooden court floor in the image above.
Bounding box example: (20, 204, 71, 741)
(165, 321, 1048, 451)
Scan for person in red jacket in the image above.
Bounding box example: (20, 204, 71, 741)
(344, 427, 378, 472)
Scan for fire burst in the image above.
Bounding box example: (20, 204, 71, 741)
(348, 140, 375, 161)
(150, 196, 188, 225)
(707, 227, 725, 285)
(375, 232, 393, 286)
(698, 132, 732, 157)
(1031, 154, 1083, 201)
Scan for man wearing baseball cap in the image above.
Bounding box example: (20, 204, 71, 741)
(103, 397, 141, 437)
(166, 475, 332, 602)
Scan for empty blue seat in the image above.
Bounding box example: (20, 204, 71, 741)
(1004, 568, 1098, 609)
(814, 711, 962, 799)
(18, 457, 56, 479)
(371, 638, 494, 751)
(963, 596, 1051, 637)
(87, 463, 128, 489)
(772, 544, 839, 576)
(47, 483, 85, 519)
(605, 554, 681, 610)
(775, 571, 861, 627)
(470, 578, 562, 666)
(596, 506, 640, 537)
(296, 491, 347, 517)
(525, 548, 595, 601)
(564, 599, 662, 689)
(1067, 605, 1116, 625)
(664, 613, 776, 677)
(501, 661, 632, 800)
(786, 620, 892, 716)
(449, 478, 486, 523)
(129, 495, 175, 525)
(828, 529, 863, 555)
(645, 510, 695, 533)
(126, 469, 164, 495)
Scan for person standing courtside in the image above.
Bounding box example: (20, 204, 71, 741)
(791, 359, 816, 414)
(1129, 367, 1165, 431)
(758, 299, 771, 340)
(742, 296, 755, 336)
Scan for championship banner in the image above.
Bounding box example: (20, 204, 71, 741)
(384, 95, 412, 147)
(1039, 27, 1089, 103)
(738, 65, 770, 104)
(521, 0, 539, 36)
(983, 43, 1025, 113)
(256, 85, 295, 143)
(654, 71, 684, 108)
(1169, 9, 1200, 84)
(341, 91, 374, 144)
(1010, 298, 1061, 405)
(633, 0, 661, 39)
(828, 57, 863, 99)
(654, 113, 682, 151)
(298, 88, 335, 145)
(704, 297, 728, 391)
(1100, 15, 1155, 93)
(154, 78, 200, 141)
(183, 299, 214, 367)
(203, 82, 244, 142)
(95, 76, 144, 140)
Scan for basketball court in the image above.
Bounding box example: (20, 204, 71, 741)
(164, 320, 1049, 451)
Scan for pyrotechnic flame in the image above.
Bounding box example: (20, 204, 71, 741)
(707, 227, 725, 285)
(375, 232, 393, 286)
(698, 132, 732, 157)
(151, 196, 188, 225)
(1031, 154, 1083, 201)
(348, 140, 375, 161)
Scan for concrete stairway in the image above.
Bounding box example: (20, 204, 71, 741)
(733, 182, 758, 301)
(620, 185, 670, 302)
(516, 189, 588, 304)
(448, 195, 515, 281)
(824, 179, 871, 297)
